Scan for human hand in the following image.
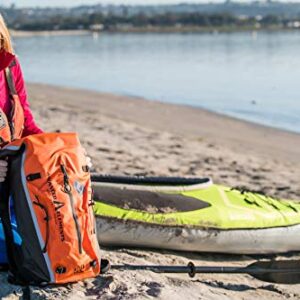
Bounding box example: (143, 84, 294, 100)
(0, 160, 8, 183)
(86, 156, 93, 170)
(82, 147, 93, 170)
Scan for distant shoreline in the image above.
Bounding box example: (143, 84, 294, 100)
(10, 26, 299, 37)
(10, 29, 91, 37)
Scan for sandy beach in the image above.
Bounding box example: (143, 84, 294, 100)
(1, 83, 300, 299)
(10, 30, 91, 38)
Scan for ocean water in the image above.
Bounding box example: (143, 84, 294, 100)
(14, 31, 300, 133)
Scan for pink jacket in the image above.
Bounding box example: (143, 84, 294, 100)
(0, 55, 43, 137)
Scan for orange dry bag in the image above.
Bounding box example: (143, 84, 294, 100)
(0, 133, 101, 285)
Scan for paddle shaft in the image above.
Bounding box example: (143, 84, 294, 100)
(112, 262, 300, 278)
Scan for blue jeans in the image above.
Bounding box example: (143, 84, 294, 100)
(0, 196, 22, 264)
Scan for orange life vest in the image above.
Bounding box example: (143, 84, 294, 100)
(0, 63, 25, 146)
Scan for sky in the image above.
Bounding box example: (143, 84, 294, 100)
(3, 0, 295, 8)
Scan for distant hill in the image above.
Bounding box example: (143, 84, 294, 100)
(92, 2, 300, 18)
(1, 2, 300, 31)
(2, 2, 300, 20)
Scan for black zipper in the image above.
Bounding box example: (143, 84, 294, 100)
(61, 164, 83, 254)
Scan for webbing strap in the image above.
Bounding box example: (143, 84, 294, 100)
(4, 67, 17, 96)
(4, 66, 17, 141)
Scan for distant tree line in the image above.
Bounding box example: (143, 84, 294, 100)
(8, 12, 297, 31)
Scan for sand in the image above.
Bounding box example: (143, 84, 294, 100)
(1, 83, 300, 299)
(10, 30, 90, 37)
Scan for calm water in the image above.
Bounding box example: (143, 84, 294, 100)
(15, 32, 300, 133)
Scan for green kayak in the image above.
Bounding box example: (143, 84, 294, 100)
(92, 175, 300, 254)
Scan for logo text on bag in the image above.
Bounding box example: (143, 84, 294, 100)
(47, 176, 65, 242)
(74, 264, 85, 274)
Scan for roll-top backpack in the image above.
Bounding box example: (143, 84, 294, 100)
(0, 132, 101, 285)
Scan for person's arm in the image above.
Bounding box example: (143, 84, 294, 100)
(12, 57, 43, 137)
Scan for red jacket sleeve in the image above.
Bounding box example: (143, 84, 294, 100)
(13, 58, 43, 137)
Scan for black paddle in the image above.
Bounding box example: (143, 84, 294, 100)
(110, 260, 300, 284)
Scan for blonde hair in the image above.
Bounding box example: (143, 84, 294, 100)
(0, 14, 13, 53)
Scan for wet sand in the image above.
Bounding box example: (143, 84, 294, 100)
(1, 83, 300, 299)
